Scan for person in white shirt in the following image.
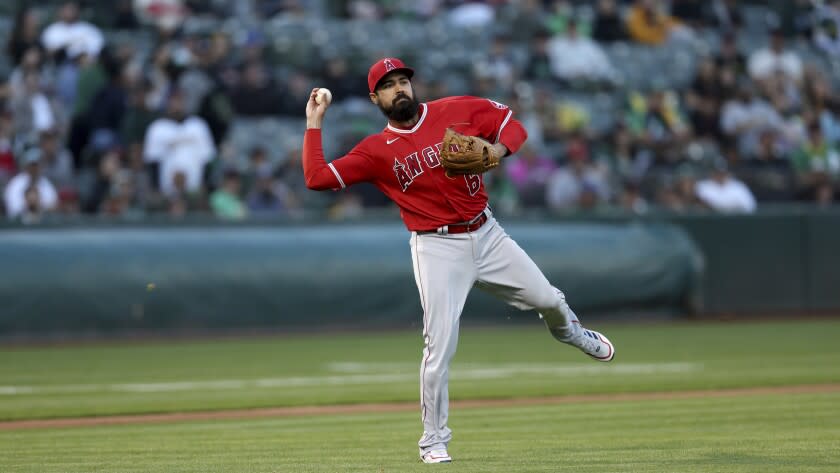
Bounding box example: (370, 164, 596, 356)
(40, 1, 104, 59)
(3, 148, 58, 219)
(748, 29, 803, 83)
(9, 71, 58, 140)
(547, 18, 618, 85)
(720, 86, 785, 156)
(695, 160, 757, 214)
(143, 90, 216, 196)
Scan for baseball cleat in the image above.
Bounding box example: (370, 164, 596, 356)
(569, 321, 615, 362)
(420, 449, 452, 463)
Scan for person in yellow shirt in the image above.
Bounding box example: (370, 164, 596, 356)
(626, 0, 680, 46)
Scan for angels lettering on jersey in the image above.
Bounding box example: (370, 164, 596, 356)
(392, 142, 481, 196)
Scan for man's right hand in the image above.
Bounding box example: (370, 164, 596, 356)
(306, 88, 329, 129)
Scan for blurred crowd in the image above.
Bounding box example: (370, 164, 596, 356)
(2, 0, 840, 224)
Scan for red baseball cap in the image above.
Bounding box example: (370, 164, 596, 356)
(367, 58, 414, 93)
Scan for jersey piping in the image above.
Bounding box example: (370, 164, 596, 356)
(494, 109, 513, 144)
(327, 162, 346, 188)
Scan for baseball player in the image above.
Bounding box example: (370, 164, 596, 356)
(302, 58, 615, 464)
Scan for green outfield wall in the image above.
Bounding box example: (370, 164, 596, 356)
(666, 211, 840, 314)
(0, 222, 700, 336)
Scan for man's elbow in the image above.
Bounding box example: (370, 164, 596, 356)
(304, 175, 329, 191)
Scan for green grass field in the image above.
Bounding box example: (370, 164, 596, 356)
(1, 319, 839, 472)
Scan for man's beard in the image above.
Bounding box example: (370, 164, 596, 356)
(378, 93, 420, 122)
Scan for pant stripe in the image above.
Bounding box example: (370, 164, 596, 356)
(413, 233, 431, 424)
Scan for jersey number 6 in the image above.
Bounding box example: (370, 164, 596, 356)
(465, 174, 481, 196)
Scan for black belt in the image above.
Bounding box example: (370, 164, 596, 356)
(417, 210, 490, 235)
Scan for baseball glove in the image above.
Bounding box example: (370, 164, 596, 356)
(439, 128, 501, 177)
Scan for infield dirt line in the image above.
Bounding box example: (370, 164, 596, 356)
(2, 383, 839, 431)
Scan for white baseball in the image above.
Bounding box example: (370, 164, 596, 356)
(315, 88, 332, 105)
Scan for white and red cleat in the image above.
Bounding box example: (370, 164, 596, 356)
(569, 322, 615, 362)
(420, 449, 452, 464)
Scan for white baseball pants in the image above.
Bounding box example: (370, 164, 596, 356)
(409, 210, 580, 454)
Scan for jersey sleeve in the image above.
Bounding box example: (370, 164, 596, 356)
(302, 129, 377, 190)
(471, 98, 528, 155)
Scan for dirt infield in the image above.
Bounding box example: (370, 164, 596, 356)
(2, 383, 838, 431)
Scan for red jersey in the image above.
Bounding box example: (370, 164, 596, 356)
(303, 96, 528, 231)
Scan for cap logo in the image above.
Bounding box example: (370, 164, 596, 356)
(384, 59, 396, 72)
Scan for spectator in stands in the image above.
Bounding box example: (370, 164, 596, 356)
(792, 122, 840, 196)
(0, 112, 16, 187)
(778, 0, 817, 39)
(143, 89, 216, 196)
(86, 50, 129, 161)
(102, 0, 140, 30)
(342, 0, 384, 20)
(617, 179, 649, 214)
(657, 169, 703, 212)
(82, 146, 122, 213)
(523, 30, 553, 83)
(120, 80, 158, 151)
(547, 18, 618, 87)
(625, 90, 691, 163)
(814, 1, 840, 57)
(448, 1, 496, 29)
(626, 0, 681, 46)
(246, 167, 299, 216)
(37, 129, 75, 192)
(504, 0, 545, 42)
(805, 71, 840, 145)
(508, 88, 546, 150)
(748, 29, 804, 83)
(273, 145, 311, 206)
(64, 46, 120, 163)
(715, 32, 747, 80)
(759, 67, 804, 116)
(546, 137, 611, 211)
(4, 148, 58, 219)
(319, 57, 369, 104)
(7, 7, 43, 66)
(41, 2, 104, 60)
(695, 159, 757, 213)
(685, 58, 723, 141)
(99, 169, 142, 217)
(163, 169, 207, 216)
(19, 184, 46, 224)
(608, 123, 651, 181)
(7, 46, 53, 101)
(735, 132, 796, 202)
(478, 35, 517, 90)
(272, 71, 313, 118)
(229, 61, 285, 116)
(145, 43, 190, 113)
(544, 0, 576, 36)
(592, 0, 627, 43)
(505, 144, 558, 208)
(10, 70, 60, 142)
(720, 85, 785, 156)
(211, 168, 247, 219)
(133, 0, 188, 32)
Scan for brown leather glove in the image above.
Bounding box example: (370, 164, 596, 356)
(439, 128, 501, 177)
